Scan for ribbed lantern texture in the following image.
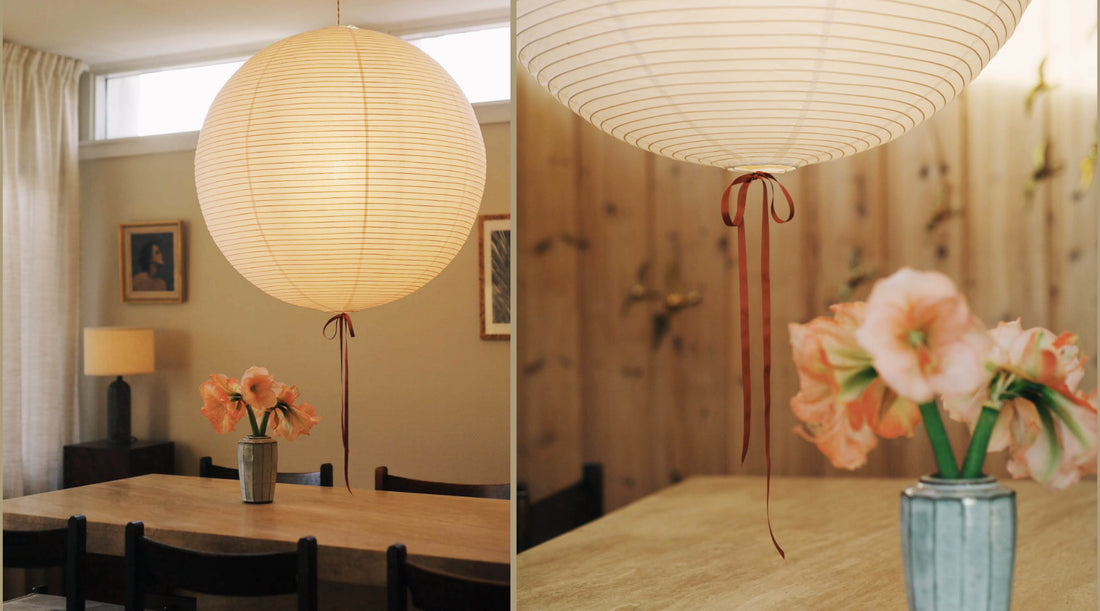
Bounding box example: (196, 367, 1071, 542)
(517, 0, 1029, 172)
(195, 26, 486, 312)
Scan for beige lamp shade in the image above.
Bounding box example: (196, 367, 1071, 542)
(517, 0, 1030, 172)
(195, 26, 486, 313)
(83, 327, 155, 376)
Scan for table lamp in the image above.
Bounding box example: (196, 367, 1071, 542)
(83, 327, 155, 444)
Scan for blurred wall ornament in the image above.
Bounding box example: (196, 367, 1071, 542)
(621, 236, 704, 349)
(837, 248, 877, 302)
(195, 24, 486, 488)
(518, 0, 1030, 557)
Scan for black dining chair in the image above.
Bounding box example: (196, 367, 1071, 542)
(124, 521, 317, 611)
(517, 462, 604, 552)
(199, 456, 334, 487)
(3, 514, 86, 610)
(374, 466, 509, 500)
(386, 544, 509, 611)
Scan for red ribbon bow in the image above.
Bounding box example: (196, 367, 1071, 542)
(324, 312, 356, 492)
(721, 171, 795, 558)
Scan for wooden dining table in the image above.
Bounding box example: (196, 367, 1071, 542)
(517, 475, 1096, 610)
(2, 474, 510, 587)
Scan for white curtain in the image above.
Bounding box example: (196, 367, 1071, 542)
(3, 41, 85, 497)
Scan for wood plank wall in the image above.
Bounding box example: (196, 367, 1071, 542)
(517, 1, 1097, 511)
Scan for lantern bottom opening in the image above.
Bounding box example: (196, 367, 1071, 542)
(733, 164, 796, 174)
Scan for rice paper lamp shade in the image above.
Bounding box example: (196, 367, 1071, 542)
(195, 26, 486, 313)
(83, 328, 155, 376)
(517, 0, 1029, 172)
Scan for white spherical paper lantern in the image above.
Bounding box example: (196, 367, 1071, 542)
(517, 0, 1029, 172)
(196, 26, 486, 313)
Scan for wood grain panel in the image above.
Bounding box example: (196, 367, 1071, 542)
(651, 158, 735, 484)
(516, 70, 585, 500)
(575, 118, 660, 511)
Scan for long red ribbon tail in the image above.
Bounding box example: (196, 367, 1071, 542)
(721, 171, 795, 558)
(324, 313, 356, 492)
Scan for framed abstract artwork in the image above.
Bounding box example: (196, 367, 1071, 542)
(478, 214, 511, 340)
(119, 221, 184, 304)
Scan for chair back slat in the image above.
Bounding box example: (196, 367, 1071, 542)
(199, 456, 333, 487)
(386, 544, 508, 611)
(518, 462, 604, 551)
(3, 515, 87, 611)
(4, 527, 69, 568)
(375, 466, 509, 500)
(124, 521, 317, 611)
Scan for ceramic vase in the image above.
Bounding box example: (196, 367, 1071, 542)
(238, 435, 278, 503)
(900, 475, 1016, 611)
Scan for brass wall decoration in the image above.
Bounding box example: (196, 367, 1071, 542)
(622, 236, 702, 349)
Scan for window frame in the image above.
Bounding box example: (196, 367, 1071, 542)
(79, 20, 512, 160)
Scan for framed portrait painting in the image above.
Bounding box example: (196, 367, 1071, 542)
(119, 221, 184, 303)
(478, 214, 511, 340)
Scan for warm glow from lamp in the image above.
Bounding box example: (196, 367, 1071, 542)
(83, 327, 155, 376)
(195, 25, 486, 313)
(84, 327, 154, 445)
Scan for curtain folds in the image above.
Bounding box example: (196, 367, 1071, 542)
(3, 41, 86, 497)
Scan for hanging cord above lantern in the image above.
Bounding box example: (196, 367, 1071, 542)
(720, 171, 795, 557)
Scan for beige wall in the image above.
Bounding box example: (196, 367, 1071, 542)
(78, 121, 511, 489)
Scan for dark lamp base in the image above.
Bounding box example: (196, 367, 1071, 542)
(106, 376, 133, 445)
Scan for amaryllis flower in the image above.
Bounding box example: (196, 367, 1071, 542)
(200, 368, 320, 440)
(240, 366, 278, 411)
(199, 374, 245, 433)
(790, 302, 921, 470)
(856, 268, 992, 403)
(1004, 389, 1096, 489)
(944, 321, 1097, 487)
(269, 402, 321, 441)
(944, 321, 1085, 450)
(274, 383, 300, 407)
(794, 404, 878, 470)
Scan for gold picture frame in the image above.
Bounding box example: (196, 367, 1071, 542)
(119, 221, 184, 304)
(478, 214, 511, 340)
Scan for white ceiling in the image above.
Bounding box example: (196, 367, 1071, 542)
(3, 0, 509, 71)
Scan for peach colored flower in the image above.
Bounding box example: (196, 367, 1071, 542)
(944, 321, 1084, 447)
(944, 320, 1096, 487)
(794, 404, 878, 470)
(240, 366, 278, 412)
(274, 383, 300, 407)
(1005, 389, 1096, 489)
(1003, 324, 1087, 399)
(790, 302, 921, 469)
(199, 374, 245, 433)
(856, 268, 991, 403)
(269, 402, 321, 441)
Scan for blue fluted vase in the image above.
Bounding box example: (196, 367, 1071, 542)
(900, 476, 1016, 611)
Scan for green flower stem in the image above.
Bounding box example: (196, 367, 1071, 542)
(960, 405, 999, 479)
(258, 410, 271, 436)
(919, 401, 959, 478)
(245, 404, 261, 437)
